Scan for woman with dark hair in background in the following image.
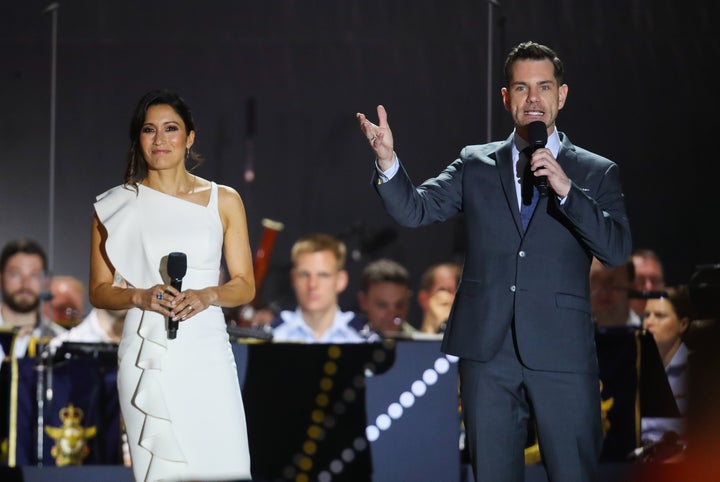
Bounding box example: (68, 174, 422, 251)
(88, 89, 254, 481)
(641, 286, 693, 452)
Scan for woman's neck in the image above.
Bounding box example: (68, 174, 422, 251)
(142, 170, 195, 196)
(659, 338, 682, 368)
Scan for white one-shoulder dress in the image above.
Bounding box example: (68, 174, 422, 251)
(94, 182, 251, 482)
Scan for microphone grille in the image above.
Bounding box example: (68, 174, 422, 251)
(527, 121, 547, 148)
(167, 252, 187, 279)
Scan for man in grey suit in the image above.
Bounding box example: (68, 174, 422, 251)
(357, 41, 632, 481)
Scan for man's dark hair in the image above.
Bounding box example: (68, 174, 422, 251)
(419, 262, 462, 292)
(504, 41, 564, 85)
(0, 237, 48, 273)
(360, 258, 409, 292)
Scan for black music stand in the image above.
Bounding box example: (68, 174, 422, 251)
(595, 326, 679, 461)
(241, 342, 394, 482)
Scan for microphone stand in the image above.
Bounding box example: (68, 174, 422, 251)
(35, 288, 54, 466)
(43, 2, 59, 273)
(37, 2, 60, 465)
(485, 0, 500, 142)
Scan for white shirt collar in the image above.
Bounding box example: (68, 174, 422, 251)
(512, 126, 561, 160)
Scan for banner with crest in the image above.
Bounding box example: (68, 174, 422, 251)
(0, 344, 121, 467)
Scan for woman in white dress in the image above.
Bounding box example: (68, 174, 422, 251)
(89, 89, 254, 481)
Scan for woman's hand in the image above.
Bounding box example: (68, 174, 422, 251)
(140, 284, 180, 318)
(167, 288, 211, 322)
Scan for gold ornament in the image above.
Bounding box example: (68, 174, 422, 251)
(45, 404, 97, 466)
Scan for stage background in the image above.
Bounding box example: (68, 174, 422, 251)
(1, 0, 716, 323)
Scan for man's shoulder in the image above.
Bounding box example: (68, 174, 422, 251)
(459, 140, 508, 160)
(270, 310, 296, 329)
(346, 313, 368, 332)
(559, 132, 615, 168)
(46, 320, 68, 336)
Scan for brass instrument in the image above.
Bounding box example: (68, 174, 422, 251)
(237, 218, 284, 327)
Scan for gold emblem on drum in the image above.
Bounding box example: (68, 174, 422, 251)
(45, 403, 97, 466)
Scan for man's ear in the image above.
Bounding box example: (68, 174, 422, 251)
(336, 270, 349, 293)
(501, 87, 511, 112)
(679, 316, 690, 334)
(417, 290, 429, 311)
(358, 291, 367, 311)
(558, 84, 569, 110)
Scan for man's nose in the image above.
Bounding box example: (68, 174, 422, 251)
(527, 87, 540, 102)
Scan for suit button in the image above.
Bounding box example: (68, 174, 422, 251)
(510, 285, 516, 292)
(518, 251, 526, 257)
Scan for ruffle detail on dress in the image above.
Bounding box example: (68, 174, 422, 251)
(94, 185, 157, 289)
(137, 313, 168, 369)
(132, 311, 187, 480)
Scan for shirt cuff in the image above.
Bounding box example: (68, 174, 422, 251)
(375, 153, 399, 183)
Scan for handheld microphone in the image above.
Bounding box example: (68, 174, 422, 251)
(527, 120, 548, 197)
(166, 252, 187, 340)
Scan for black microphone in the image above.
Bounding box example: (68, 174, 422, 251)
(527, 120, 548, 197)
(166, 252, 187, 340)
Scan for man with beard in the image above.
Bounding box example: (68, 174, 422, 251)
(0, 237, 66, 359)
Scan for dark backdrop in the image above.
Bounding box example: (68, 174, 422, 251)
(1, 0, 717, 322)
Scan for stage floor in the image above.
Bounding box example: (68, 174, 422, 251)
(2, 463, 642, 482)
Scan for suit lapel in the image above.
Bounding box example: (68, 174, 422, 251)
(556, 133, 577, 177)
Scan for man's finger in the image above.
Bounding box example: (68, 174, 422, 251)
(377, 105, 388, 128)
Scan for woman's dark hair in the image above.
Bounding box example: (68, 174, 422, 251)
(124, 89, 202, 189)
(662, 285, 695, 323)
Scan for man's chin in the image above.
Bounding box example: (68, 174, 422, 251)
(5, 298, 39, 314)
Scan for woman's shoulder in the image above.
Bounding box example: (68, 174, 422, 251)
(95, 183, 136, 202)
(215, 183, 243, 205)
(93, 184, 141, 226)
(94, 185, 139, 215)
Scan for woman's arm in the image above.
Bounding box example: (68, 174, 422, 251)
(88, 213, 171, 315)
(209, 185, 256, 307)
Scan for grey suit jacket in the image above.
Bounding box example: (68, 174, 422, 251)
(375, 132, 632, 373)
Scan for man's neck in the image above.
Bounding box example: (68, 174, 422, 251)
(0, 304, 39, 336)
(300, 305, 338, 341)
(420, 312, 445, 334)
